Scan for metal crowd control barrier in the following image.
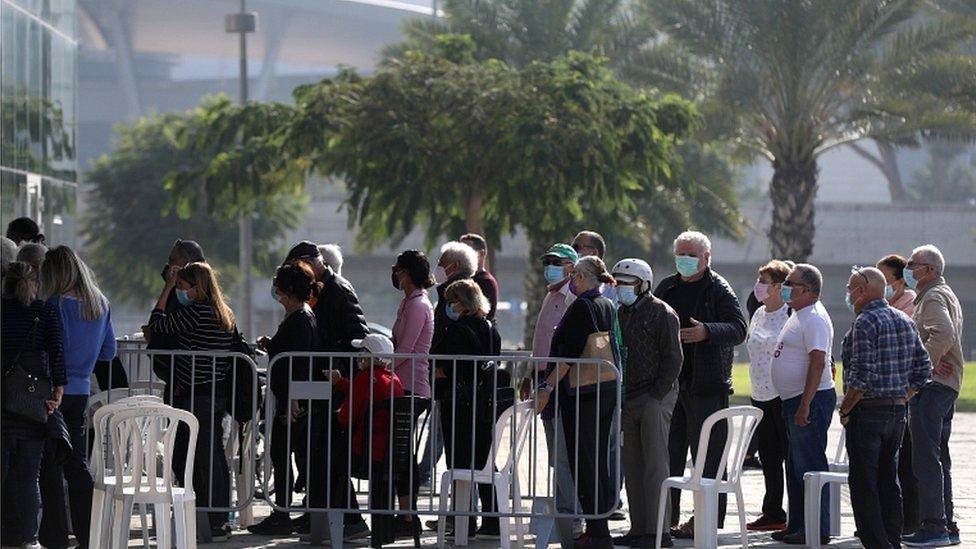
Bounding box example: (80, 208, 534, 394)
(261, 351, 621, 548)
(105, 347, 260, 543)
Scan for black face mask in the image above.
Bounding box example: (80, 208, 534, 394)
(391, 270, 401, 290)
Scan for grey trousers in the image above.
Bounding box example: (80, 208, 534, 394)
(622, 388, 678, 536)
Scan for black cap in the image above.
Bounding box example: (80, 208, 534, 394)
(174, 239, 205, 263)
(285, 240, 321, 263)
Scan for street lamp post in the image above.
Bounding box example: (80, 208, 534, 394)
(226, 1, 257, 338)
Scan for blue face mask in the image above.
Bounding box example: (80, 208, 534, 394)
(445, 305, 461, 322)
(884, 285, 895, 300)
(845, 291, 855, 313)
(675, 255, 700, 277)
(271, 286, 281, 302)
(780, 285, 793, 304)
(617, 286, 639, 306)
(176, 288, 194, 307)
(903, 268, 918, 290)
(544, 265, 565, 285)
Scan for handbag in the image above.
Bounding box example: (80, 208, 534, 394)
(566, 300, 619, 391)
(3, 316, 53, 425)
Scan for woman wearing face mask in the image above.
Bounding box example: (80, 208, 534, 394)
(534, 256, 618, 548)
(876, 254, 916, 316)
(744, 260, 793, 533)
(1, 262, 66, 549)
(248, 262, 322, 536)
(389, 250, 435, 534)
(146, 261, 237, 540)
(429, 279, 502, 539)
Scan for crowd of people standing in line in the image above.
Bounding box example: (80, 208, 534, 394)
(0, 214, 966, 549)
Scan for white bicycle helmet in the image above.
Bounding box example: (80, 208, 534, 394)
(611, 258, 654, 293)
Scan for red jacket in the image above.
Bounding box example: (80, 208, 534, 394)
(335, 366, 405, 462)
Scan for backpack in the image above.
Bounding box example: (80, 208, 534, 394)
(229, 328, 259, 424)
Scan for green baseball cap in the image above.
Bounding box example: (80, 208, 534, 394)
(541, 243, 579, 263)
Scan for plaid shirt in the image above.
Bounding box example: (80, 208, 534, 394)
(841, 299, 931, 398)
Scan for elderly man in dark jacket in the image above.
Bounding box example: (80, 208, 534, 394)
(612, 259, 683, 548)
(654, 231, 747, 539)
(283, 241, 371, 540)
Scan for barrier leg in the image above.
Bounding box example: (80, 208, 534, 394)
(804, 474, 822, 549)
(328, 510, 344, 547)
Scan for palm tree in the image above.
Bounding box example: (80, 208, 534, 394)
(631, 0, 975, 260)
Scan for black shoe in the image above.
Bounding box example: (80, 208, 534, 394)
(573, 533, 614, 548)
(743, 455, 763, 469)
(425, 517, 454, 532)
(248, 513, 294, 535)
(634, 534, 672, 548)
(475, 523, 501, 539)
(293, 513, 311, 534)
(782, 531, 829, 545)
(209, 525, 232, 542)
(393, 516, 420, 538)
(771, 529, 794, 541)
(608, 511, 627, 521)
(611, 532, 639, 546)
(670, 518, 694, 539)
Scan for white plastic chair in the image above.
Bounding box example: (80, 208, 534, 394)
(803, 430, 849, 547)
(655, 406, 763, 549)
(437, 401, 535, 549)
(107, 404, 200, 549)
(89, 396, 167, 548)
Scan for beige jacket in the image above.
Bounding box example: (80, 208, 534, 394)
(913, 277, 965, 392)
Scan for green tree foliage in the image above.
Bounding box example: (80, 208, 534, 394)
(386, 1, 745, 247)
(630, 0, 976, 260)
(83, 110, 305, 306)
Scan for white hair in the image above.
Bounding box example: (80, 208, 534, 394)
(439, 241, 478, 278)
(318, 244, 343, 276)
(673, 230, 712, 254)
(793, 263, 823, 296)
(0, 237, 16, 273)
(912, 244, 946, 275)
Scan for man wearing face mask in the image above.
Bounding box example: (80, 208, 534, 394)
(839, 267, 931, 549)
(525, 243, 583, 544)
(902, 244, 964, 547)
(653, 231, 747, 538)
(431, 241, 479, 336)
(612, 259, 682, 548)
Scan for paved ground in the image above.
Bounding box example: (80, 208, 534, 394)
(128, 410, 976, 548)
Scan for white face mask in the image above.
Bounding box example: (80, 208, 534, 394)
(433, 265, 449, 284)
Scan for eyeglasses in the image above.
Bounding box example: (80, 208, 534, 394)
(850, 265, 869, 285)
(782, 280, 806, 288)
(542, 258, 567, 266)
(905, 261, 929, 270)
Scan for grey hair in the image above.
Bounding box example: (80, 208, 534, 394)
(673, 230, 712, 254)
(912, 244, 946, 275)
(0, 237, 16, 274)
(318, 244, 343, 276)
(793, 263, 823, 296)
(439, 241, 478, 278)
(575, 256, 615, 286)
(16, 242, 48, 268)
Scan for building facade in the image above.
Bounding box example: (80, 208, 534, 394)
(1, 0, 78, 245)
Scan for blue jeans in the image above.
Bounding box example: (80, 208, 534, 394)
(1, 426, 45, 544)
(909, 382, 957, 528)
(845, 403, 905, 549)
(782, 389, 836, 537)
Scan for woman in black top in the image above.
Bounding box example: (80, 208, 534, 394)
(248, 262, 322, 535)
(146, 261, 237, 539)
(431, 279, 502, 537)
(1, 262, 66, 547)
(535, 256, 618, 548)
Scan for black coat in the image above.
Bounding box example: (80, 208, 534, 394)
(312, 268, 368, 378)
(267, 307, 320, 414)
(654, 267, 747, 396)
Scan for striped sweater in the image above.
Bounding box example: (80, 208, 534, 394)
(1, 297, 67, 386)
(148, 302, 235, 388)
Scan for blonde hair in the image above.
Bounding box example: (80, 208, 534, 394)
(4, 261, 38, 307)
(41, 245, 107, 321)
(177, 262, 235, 332)
(444, 279, 490, 318)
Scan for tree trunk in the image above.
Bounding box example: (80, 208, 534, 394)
(463, 185, 495, 268)
(768, 156, 819, 262)
(522, 231, 556, 348)
(877, 141, 907, 203)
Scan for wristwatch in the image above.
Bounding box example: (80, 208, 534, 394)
(537, 381, 554, 394)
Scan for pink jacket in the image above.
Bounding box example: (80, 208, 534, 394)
(531, 278, 573, 368)
(392, 289, 434, 397)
